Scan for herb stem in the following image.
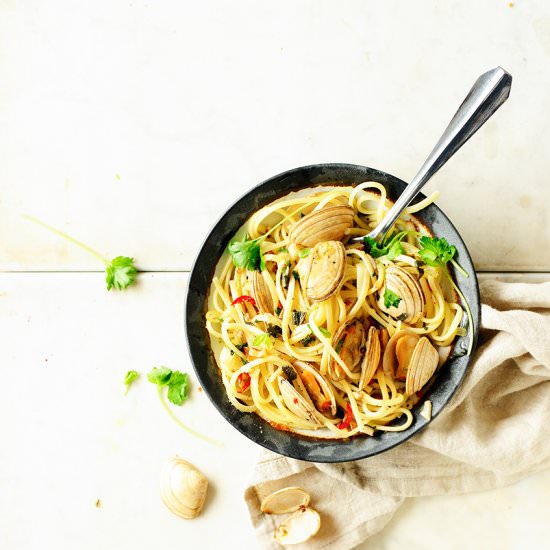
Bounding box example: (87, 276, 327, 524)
(450, 258, 469, 278)
(22, 214, 107, 265)
(156, 387, 223, 447)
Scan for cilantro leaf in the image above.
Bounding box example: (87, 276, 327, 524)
(106, 256, 137, 291)
(22, 215, 139, 292)
(123, 370, 139, 394)
(418, 236, 456, 267)
(298, 248, 311, 258)
(147, 366, 173, 385)
(383, 288, 402, 308)
(363, 236, 389, 258)
(228, 235, 265, 271)
(252, 333, 273, 349)
(387, 240, 405, 261)
(166, 371, 189, 406)
(364, 231, 408, 259)
(147, 367, 190, 406)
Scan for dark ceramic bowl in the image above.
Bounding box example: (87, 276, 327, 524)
(185, 163, 480, 463)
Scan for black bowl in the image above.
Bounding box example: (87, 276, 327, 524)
(185, 163, 480, 463)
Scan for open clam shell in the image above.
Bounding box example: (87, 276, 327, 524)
(359, 326, 381, 389)
(329, 319, 366, 381)
(260, 487, 310, 514)
(274, 507, 321, 546)
(304, 240, 346, 302)
(405, 337, 439, 395)
(249, 270, 274, 313)
(380, 265, 425, 324)
(279, 376, 322, 426)
(288, 204, 354, 247)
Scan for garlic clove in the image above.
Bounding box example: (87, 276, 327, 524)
(260, 487, 310, 514)
(274, 507, 321, 545)
(160, 457, 208, 520)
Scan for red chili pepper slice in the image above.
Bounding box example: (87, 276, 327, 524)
(337, 403, 354, 430)
(231, 295, 256, 307)
(319, 400, 332, 413)
(236, 372, 251, 393)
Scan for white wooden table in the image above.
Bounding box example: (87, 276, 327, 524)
(2, 2, 549, 549)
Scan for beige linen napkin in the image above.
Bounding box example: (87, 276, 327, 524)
(244, 280, 550, 549)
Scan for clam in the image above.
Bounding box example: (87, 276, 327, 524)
(249, 270, 274, 314)
(304, 240, 346, 302)
(405, 337, 439, 395)
(382, 332, 439, 394)
(278, 376, 322, 426)
(160, 457, 208, 520)
(294, 361, 333, 414)
(329, 319, 366, 381)
(260, 487, 310, 514)
(289, 204, 354, 247)
(359, 326, 381, 389)
(395, 333, 420, 380)
(379, 265, 425, 324)
(274, 507, 321, 546)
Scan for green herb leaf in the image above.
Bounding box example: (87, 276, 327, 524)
(292, 310, 306, 326)
(301, 334, 315, 346)
(267, 324, 282, 338)
(166, 371, 189, 406)
(292, 270, 300, 280)
(228, 235, 265, 271)
(147, 367, 190, 406)
(277, 247, 288, 254)
(317, 326, 331, 338)
(364, 231, 408, 260)
(386, 241, 405, 261)
(298, 248, 311, 258)
(363, 236, 389, 258)
(253, 333, 273, 349)
(123, 370, 139, 394)
(22, 215, 139, 292)
(106, 256, 137, 291)
(275, 305, 282, 315)
(383, 288, 402, 308)
(418, 236, 456, 267)
(147, 366, 173, 386)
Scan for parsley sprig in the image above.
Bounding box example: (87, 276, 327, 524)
(23, 214, 137, 291)
(383, 288, 401, 308)
(147, 366, 221, 446)
(363, 231, 408, 260)
(228, 234, 266, 271)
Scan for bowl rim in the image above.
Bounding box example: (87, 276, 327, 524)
(184, 162, 481, 462)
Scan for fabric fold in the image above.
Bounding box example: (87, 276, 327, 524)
(244, 281, 550, 549)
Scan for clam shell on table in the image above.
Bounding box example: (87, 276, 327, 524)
(380, 265, 425, 324)
(249, 270, 274, 314)
(305, 240, 346, 302)
(260, 487, 310, 514)
(289, 204, 354, 247)
(274, 506, 321, 546)
(160, 457, 208, 520)
(278, 376, 322, 426)
(359, 326, 381, 389)
(328, 319, 366, 381)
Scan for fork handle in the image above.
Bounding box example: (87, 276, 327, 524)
(366, 66, 512, 241)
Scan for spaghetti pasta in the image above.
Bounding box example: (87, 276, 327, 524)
(205, 183, 466, 439)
